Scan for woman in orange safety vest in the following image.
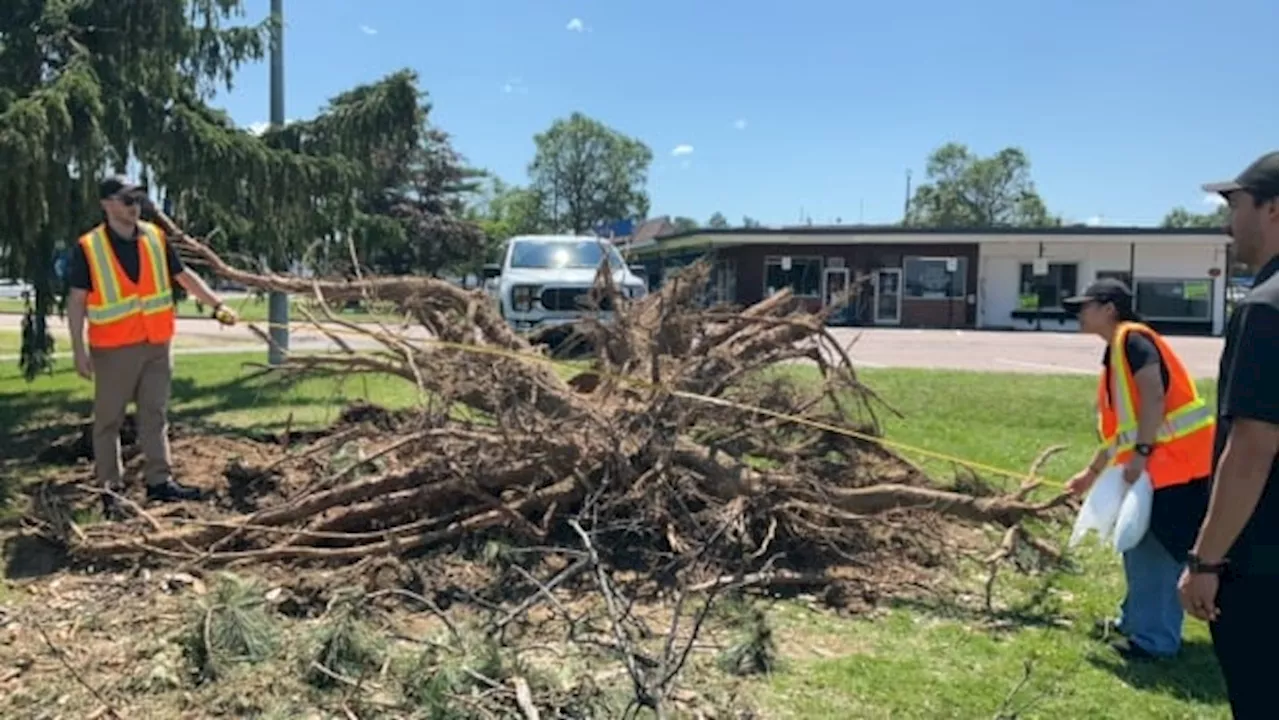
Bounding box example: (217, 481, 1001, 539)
(1062, 278, 1214, 661)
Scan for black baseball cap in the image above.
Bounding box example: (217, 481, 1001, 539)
(1202, 151, 1278, 200)
(1062, 278, 1141, 320)
(98, 175, 148, 200)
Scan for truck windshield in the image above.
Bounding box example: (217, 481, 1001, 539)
(509, 240, 624, 270)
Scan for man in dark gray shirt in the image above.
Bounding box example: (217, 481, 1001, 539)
(1179, 151, 1278, 719)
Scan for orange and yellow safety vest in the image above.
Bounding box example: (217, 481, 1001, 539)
(77, 221, 176, 349)
(1096, 321, 1215, 489)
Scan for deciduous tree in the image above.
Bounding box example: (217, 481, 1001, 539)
(672, 216, 699, 233)
(527, 112, 652, 234)
(707, 212, 729, 229)
(905, 143, 1058, 228)
(466, 178, 549, 266)
(1161, 205, 1229, 229)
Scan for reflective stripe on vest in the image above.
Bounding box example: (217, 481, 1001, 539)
(1098, 322, 1214, 466)
(83, 224, 173, 323)
(1108, 403, 1215, 455)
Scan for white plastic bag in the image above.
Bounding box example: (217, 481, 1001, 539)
(1067, 466, 1127, 549)
(1112, 473, 1153, 554)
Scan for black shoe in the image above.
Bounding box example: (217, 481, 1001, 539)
(146, 479, 202, 502)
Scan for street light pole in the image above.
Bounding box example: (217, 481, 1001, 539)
(267, 0, 289, 365)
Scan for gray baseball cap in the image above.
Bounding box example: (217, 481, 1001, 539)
(1202, 151, 1278, 199)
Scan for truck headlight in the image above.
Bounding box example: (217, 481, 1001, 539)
(511, 285, 538, 311)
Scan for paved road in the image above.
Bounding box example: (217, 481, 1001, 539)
(823, 328, 1223, 379)
(0, 314, 1223, 378)
(0, 313, 425, 361)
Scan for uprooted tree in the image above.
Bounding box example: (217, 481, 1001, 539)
(19, 223, 1076, 715)
(32, 224, 1072, 578)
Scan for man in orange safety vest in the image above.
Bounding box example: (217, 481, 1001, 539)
(66, 176, 238, 511)
(1062, 278, 1215, 661)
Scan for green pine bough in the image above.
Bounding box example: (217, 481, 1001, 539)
(1, 1, 465, 379)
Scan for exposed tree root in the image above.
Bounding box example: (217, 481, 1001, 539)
(30, 226, 1070, 606)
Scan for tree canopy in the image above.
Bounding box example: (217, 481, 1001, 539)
(905, 143, 1057, 228)
(1161, 205, 1229, 229)
(527, 112, 652, 234)
(671, 216, 699, 233)
(707, 212, 729, 229)
(0, 0, 462, 378)
(464, 178, 546, 266)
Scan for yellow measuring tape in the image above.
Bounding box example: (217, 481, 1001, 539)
(221, 315, 1062, 485)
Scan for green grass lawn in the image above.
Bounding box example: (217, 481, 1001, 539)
(0, 352, 414, 439)
(0, 355, 1229, 718)
(753, 367, 1225, 719)
(0, 295, 404, 325)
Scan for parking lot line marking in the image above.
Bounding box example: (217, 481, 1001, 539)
(994, 358, 1094, 375)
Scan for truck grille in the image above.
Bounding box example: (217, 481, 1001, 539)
(540, 287, 614, 312)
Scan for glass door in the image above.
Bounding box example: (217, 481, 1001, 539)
(874, 268, 903, 325)
(823, 267, 852, 325)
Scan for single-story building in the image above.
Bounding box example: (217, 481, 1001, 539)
(619, 226, 1232, 336)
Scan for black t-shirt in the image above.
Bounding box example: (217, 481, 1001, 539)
(1101, 327, 1209, 559)
(1213, 256, 1279, 575)
(1101, 330, 1170, 402)
(68, 223, 185, 292)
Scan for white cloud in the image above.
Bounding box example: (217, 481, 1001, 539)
(732, 118, 748, 130)
(671, 144, 694, 157)
(501, 77, 529, 95)
(566, 18, 585, 32)
(1203, 193, 1227, 206)
(359, 25, 378, 36)
(1084, 215, 1104, 226)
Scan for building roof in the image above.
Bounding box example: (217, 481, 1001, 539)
(623, 224, 1229, 256)
(657, 224, 1226, 241)
(611, 216, 679, 247)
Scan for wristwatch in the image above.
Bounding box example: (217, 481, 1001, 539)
(1135, 443, 1154, 457)
(1186, 553, 1227, 575)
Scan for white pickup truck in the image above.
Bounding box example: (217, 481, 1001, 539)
(483, 235, 649, 335)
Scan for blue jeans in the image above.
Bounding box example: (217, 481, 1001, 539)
(1115, 530, 1185, 657)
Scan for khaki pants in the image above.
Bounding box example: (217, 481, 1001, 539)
(91, 342, 173, 489)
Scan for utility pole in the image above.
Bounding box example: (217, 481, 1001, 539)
(902, 170, 912, 223)
(267, 0, 289, 365)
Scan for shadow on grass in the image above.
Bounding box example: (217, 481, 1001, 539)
(1, 397, 87, 457)
(886, 566, 1077, 634)
(1, 364, 373, 508)
(1086, 639, 1227, 705)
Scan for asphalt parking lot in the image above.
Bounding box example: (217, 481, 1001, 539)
(0, 313, 1225, 378)
(822, 327, 1224, 379)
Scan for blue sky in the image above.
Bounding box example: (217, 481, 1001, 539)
(215, 0, 1279, 227)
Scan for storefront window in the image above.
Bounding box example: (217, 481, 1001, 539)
(1135, 278, 1212, 320)
(764, 256, 822, 297)
(903, 257, 967, 298)
(1019, 262, 1078, 309)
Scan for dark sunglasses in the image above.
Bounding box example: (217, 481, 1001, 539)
(112, 192, 144, 207)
